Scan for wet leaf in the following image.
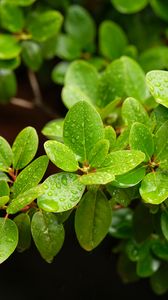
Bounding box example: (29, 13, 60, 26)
(75, 190, 112, 250)
(42, 119, 64, 141)
(37, 173, 85, 213)
(122, 97, 149, 127)
(63, 101, 104, 163)
(154, 120, 168, 169)
(12, 127, 38, 170)
(0, 136, 13, 171)
(14, 213, 31, 252)
(44, 140, 79, 172)
(31, 211, 64, 263)
(80, 170, 115, 185)
(111, 166, 146, 188)
(88, 139, 109, 168)
(0, 218, 18, 263)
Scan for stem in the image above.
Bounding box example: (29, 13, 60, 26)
(99, 98, 122, 120)
(28, 70, 43, 107)
(11, 98, 35, 109)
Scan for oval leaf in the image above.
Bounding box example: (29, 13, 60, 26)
(80, 170, 115, 185)
(12, 126, 38, 170)
(140, 171, 168, 204)
(12, 155, 49, 198)
(75, 190, 112, 251)
(21, 41, 42, 71)
(42, 118, 64, 141)
(154, 120, 168, 169)
(0, 3, 24, 33)
(31, 211, 65, 263)
(44, 141, 78, 172)
(14, 213, 31, 252)
(161, 210, 168, 241)
(88, 139, 109, 168)
(0, 35, 21, 59)
(63, 101, 104, 163)
(37, 173, 85, 213)
(0, 136, 13, 170)
(0, 69, 17, 103)
(122, 97, 149, 127)
(0, 218, 18, 263)
(111, 0, 148, 13)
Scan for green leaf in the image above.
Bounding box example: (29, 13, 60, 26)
(126, 239, 141, 262)
(4, 0, 37, 6)
(107, 186, 131, 207)
(133, 203, 154, 242)
(55, 34, 81, 61)
(98, 56, 148, 107)
(51, 62, 69, 85)
(137, 253, 160, 278)
(0, 172, 9, 182)
(100, 150, 145, 175)
(104, 126, 116, 151)
(151, 239, 168, 261)
(0, 136, 13, 171)
(111, 0, 148, 13)
(62, 60, 99, 108)
(65, 5, 96, 49)
(150, 0, 168, 21)
(146, 70, 168, 108)
(42, 119, 64, 141)
(108, 208, 133, 239)
(37, 173, 85, 213)
(80, 170, 115, 185)
(0, 35, 21, 59)
(161, 210, 168, 240)
(151, 105, 168, 132)
(63, 101, 104, 163)
(0, 181, 10, 207)
(114, 128, 130, 150)
(0, 3, 24, 33)
(122, 97, 150, 127)
(12, 126, 38, 170)
(140, 171, 168, 204)
(139, 46, 168, 73)
(12, 155, 49, 198)
(117, 253, 139, 283)
(31, 211, 64, 263)
(7, 185, 44, 214)
(0, 218, 18, 263)
(99, 20, 128, 60)
(154, 120, 168, 169)
(111, 166, 146, 188)
(150, 265, 168, 295)
(88, 139, 109, 168)
(14, 213, 31, 252)
(0, 57, 20, 70)
(21, 41, 42, 71)
(0, 69, 17, 103)
(27, 10, 63, 42)
(44, 140, 78, 172)
(75, 190, 112, 251)
(129, 122, 154, 161)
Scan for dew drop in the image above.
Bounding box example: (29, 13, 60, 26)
(61, 175, 67, 186)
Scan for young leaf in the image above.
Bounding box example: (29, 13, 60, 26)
(27, 10, 63, 42)
(0, 69, 17, 103)
(98, 57, 148, 107)
(104, 126, 116, 151)
(99, 20, 128, 60)
(37, 173, 85, 213)
(129, 122, 154, 161)
(42, 119, 64, 141)
(0, 218, 18, 263)
(122, 97, 149, 127)
(114, 128, 130, 150)
(0, 136, 13, 171)
(44, 141, 78, 172)
(161, 210, 168, 241)
(7, 185, 44, 214)
(12, 126, 38, 170)
(63, 101, 104, 163)
(140, 171, 168, 204)
(12, 156, 49, 198)
(31, 211, 65, 263)
(75, 190, 112, 251)
(80, 170, 115, 185)
(55, 34, 81, 61)
(111, 166, 146, 188)
(21, 41, 42, 71)
(146, 70, 168, 108)
(0, 3, 24, 33)
(51, 62, 69, 85)
(108, 208, 133, 239)
(100, 150, 145, 175)
(111, 0, 148, 13)
(154, 120, 168, 169)
(88, 139, 109, 168)
(62, 60, 99, 108)
(150, 265, 168, 295)
(0, 35, 21, 59)
(65, 5, 96, 48)
(14, 213, 31, 252)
